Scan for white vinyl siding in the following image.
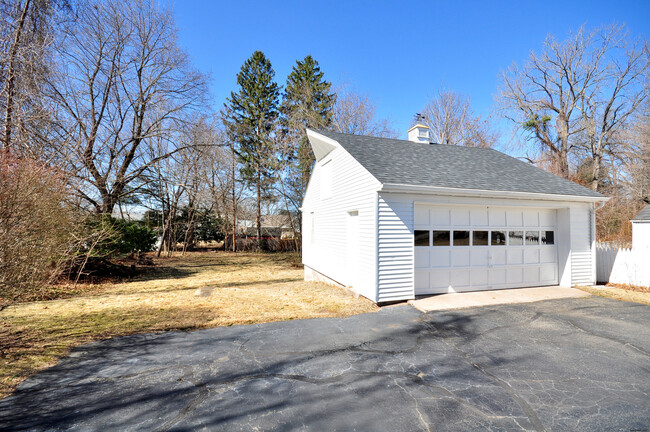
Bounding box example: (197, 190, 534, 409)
(302, 147, 381, 301)
(320, 160, 332, 199)
(632, 222, 650, 249)
(377, 194, 414, 302)
(570, 204, 594, 285)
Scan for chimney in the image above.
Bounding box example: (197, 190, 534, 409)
(407, 123, 430, 143)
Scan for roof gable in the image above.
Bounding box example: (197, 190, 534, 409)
(311, 129, 604, 200)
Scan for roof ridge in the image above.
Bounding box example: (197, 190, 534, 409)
(314, 129, 497, 151)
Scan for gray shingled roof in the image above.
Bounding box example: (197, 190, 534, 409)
(632, 204, 650, 221)
(316, 130, 604, 199)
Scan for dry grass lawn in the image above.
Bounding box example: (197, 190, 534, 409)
(0, 252, 377, 399)
(579, 283, 650, 306)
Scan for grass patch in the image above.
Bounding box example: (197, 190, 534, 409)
(0, 251, 377, 398)
(579, 283, 650, 306)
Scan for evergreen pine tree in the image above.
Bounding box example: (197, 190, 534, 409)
(280, 55, 336, 204)
(223, 51, 280, 248)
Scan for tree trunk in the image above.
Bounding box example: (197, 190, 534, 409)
(166, 202, 176, 257)
(591, 153, 602, 191)
(157, 195, 166, 257)
(231, 147, 237, 252)
(256, 163, 263, 249)
(559, 145, 569, 179)
(100, 195, 117, 215)
(3, 0, 32, 150)
(556, 116, 570, 179)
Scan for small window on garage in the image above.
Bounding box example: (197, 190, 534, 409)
(414, 230, 429, 246)
(432, 230, 450, 246)
(525, 231, 540, 245)
(541, 231, 555, 245)
(453, 230, 470, 246)
(508, 231, 523, 245)
(473, 231, 489, 246)
(491, 230, 506, 245)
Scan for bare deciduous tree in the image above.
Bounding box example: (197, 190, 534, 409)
(576, 26, 649, 190)
(498, 24, 649, 184)
(417, 89, 497, 147)
(201, 119, 247, 251)
(47, 0, 206, 214)
(332, 86, 397, 138)
(0, 0, 65, 154)
(624, 99, 650, 201)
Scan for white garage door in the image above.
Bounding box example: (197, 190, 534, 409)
(414, 205, 558, 295)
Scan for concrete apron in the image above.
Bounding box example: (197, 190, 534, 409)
(409, 286, 591, 312)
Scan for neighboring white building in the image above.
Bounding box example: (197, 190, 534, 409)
(631, 204, 650, 249)
(301, 125, 608, 304)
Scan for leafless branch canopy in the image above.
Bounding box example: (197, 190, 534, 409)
(418, 88, 498, 148)
(497, 24, 649, 184)
(46, 0, 207, 214)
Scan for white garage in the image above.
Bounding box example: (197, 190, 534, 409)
(301, 125, 607, 304)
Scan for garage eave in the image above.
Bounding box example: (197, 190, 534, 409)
(306, 129, 340, 162)
(379, 183, 609, 203)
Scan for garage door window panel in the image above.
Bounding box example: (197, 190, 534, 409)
(473, 231, 489, 246)
(453, 231, 470, 246)
(491, 231, 506, 246)
(508, 231, 523, 245)
(432, 231, 451, 246)
(541, 231, 555, 245)
(414, 230, 430, 246)
(526, 231, 540, 245)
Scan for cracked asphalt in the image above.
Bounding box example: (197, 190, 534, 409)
(1, 296, 649, 431)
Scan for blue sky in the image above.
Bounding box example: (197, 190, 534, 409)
(171, 0, 650, 145)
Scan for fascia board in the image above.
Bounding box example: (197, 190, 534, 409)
(379, 182, 609, 203)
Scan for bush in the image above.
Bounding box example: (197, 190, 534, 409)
(112, 218, 158, 254)
(82, 215, 157, 258)
(234, 238, 301, 252)
(0, 153, 75, 304)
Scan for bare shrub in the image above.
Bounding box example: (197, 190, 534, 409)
(233, 238, 300, 252)
(0, 152, 74, 303)
(596, 196, 644, 246)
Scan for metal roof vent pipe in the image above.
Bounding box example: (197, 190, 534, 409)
(407, 123, 431, 143)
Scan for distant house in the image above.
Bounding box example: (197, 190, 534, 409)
(239, 215, 295, 239)
(631, 204, 650, 249)
(111, 208, 146, 222)
(301, 125, 607, 304)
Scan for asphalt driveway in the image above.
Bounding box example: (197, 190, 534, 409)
(1, 297, 649, 431)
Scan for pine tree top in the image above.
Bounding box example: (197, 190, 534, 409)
(282, 55, 336, 130)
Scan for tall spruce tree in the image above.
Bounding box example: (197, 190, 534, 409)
(224, 51, 280, 248)
(280, 55, 336, 205)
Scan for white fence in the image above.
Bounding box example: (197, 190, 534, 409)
(596, 243, 650, 287)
